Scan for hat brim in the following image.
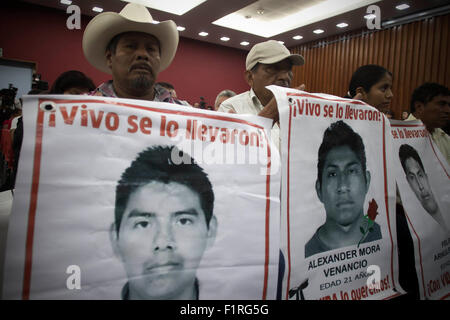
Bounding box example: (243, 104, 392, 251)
(83, 12, 179, 74)
(260, 54, 305, 67)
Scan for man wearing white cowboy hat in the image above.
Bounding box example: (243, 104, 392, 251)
(83, 3, 181, 103)
(218, 40, 305, 150)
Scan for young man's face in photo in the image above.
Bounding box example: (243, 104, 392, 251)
(316, 145, 370, 228)
(404, 157, 439, 214)
(114, 181, 215, 299)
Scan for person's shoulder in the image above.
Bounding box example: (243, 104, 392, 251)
(217, 91, 250, 113)
(304, 229, 323, 258)
(365, 222, 382, 243)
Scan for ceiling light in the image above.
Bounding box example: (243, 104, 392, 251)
(337, 22, 349, 28)
(198, 32, 208, 37)
(240, 41, 250, 46)
(220, 37, 230, 41)
(120, 0, 207, 16)
(151, 20, 160, 24)
(177, 26, 186, 31)
(364, 13, 377, 19)
(277, 41, 284, 45)
(92, 7, 104, 13)
(293, 35, 303, 40)
(396, 4, 410, 10)
(313, 29, 324, 34)
(60, 0, 72, 5)
(213, 0, 382, 38)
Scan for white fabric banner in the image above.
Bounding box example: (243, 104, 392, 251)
(273, 86, 401, 300)
(390, 119, 450, 300)
(2, 95, 281, 300)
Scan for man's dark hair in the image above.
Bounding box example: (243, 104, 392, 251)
(348, 64, 392, 98)
(317, 121, 367, 184)
(156, 82, 175, 90)
(115, 145, 214, 234)
(49, 70, 96, 94)
(398, 144, 425, 173)
(410, 82, 450, 113)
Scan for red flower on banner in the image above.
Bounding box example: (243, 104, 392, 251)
(367, 199, 379, 221)
(358, 198, 379, 247)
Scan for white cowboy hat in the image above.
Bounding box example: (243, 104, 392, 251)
(82, 3, 179, 74)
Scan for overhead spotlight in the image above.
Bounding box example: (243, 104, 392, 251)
(177, 26, 186, 31)
(92, 7, 104, 13)
(313, 29, 324, 34)
(240, 41, 250, 46)
(60, 0, 72, 5)
(336, 23, 349, 28)
(396, 4, 410, 10)
(199, 32, 209, 37)
(277, 41, 284, 45)
(293, 35, 303, 40)
(220, 37, 230, 41)
(364, 14, 377, 19)
(151, 20, 160, 24)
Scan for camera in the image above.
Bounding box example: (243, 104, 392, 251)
(0, 83, 18, 108)
(32, 73, 49, 91)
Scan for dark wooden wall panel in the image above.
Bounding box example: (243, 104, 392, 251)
(290, 14, 450, 119)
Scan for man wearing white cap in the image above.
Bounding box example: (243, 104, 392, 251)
(82, 3, 180, 103)
(218, 40, 305, 149)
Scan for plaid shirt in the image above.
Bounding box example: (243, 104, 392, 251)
(91, 80, 181, 104)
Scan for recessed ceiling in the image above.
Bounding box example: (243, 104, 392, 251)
(213, 0, 381, 38)
(16, 0, 450, 51)
(119, 0, 208, 16)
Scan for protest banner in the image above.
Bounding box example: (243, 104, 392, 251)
(272, 86, 402, 300)
(391, 119, 450, 300)
(2, 95, 281, 300)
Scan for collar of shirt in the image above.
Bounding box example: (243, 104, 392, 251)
(249, 88, 264, 112)
(121, 278, 199, 300)
(432, 127, 448, 139)
(91, 80, 180, 104)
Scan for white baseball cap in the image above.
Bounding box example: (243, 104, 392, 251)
(246, 40, 305, 71)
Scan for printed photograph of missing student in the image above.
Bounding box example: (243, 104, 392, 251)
(305, 121, 382, 257)
(398, 144, 448, 230)
(110, 145, 217, 300)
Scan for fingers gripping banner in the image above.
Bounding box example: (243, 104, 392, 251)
(391, 120, 450, 300)
(272, 86, 402, 300)
(2, 95, 281, 300)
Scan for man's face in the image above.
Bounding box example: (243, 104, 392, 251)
(403, 157, 439, 214)
(114, 181, 215, 299)
(246, 59, 293, 105)
(316, 146, 370, 228)
(416, 95, 450, 131)
(106, 32, 161, 95)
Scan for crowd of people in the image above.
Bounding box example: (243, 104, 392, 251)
(1, 1, 448, 205)
(1, 1, 448, 194)
(0, 3, 449, 300)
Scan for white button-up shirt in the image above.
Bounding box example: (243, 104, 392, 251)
(218, 89, 280, 151)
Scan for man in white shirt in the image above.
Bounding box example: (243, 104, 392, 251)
(218, 40, 304, 150)
(406, 82, 450, 164)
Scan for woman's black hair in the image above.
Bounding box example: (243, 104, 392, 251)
(49, 70, 96, 94)
(348, 65, 392, 98)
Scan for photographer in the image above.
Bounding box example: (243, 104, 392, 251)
(0, 84, 18, 191)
